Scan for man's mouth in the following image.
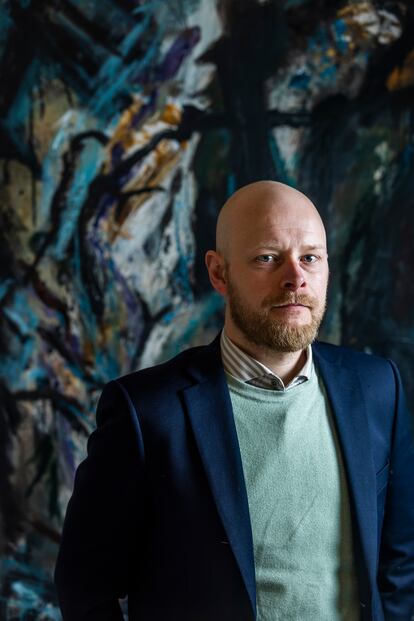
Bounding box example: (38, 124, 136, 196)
(265, 294, 316, 310)
(272, 303, 310, 308)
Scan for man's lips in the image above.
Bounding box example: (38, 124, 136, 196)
(265, 295, 316, 309)
(271, 303, 310, 308)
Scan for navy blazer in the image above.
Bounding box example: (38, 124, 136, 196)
(55, 335, 414, 621)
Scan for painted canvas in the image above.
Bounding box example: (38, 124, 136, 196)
(0, 0, 413, 617)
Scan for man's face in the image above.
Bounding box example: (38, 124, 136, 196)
(220, 196, 329, 353)
(225, 264, 327, 352)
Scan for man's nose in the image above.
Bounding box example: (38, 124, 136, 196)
(279, 260, 306, 290)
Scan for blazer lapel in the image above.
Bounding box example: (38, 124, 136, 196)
(182, 337, 256, 618)
(313, 343, 377, 589)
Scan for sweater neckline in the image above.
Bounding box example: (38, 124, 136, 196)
(225, 368, 319, 402)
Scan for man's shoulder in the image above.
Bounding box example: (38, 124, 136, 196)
(313, 340, 396, 378)
(113, 337, 221, 396)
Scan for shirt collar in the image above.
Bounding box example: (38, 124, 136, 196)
(220, 330, 313, 391)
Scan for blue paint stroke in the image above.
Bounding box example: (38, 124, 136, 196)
(94, 349, 121, 383)
(0, 278, 13, 301)
(320, 64, 338, 81)
(2, 56, 40, 169)
(289, 71, 311, 90)
(53, 140, 104, 261)
(0, 292, 38, 389)
(154, 27, 201, 82)
(171, 196, 196, 305)
(1, 554, 60, 620)
(305, 23, 343, 87)
(332, 18, 349, 54)
(58, 400, 93, 433)
(25, 366, 49, 385)
(308, 25, 330, 52)
(403, 142, 414, 169)
(133, 0, 165, 15)
(58, 413, 78, 480)
(72, 233, 98, 348)
(268, 134, 295, 187)
(226, 173, 237, 197)
(40, 111, 90, 226)
(93, 13, 163, 117)
(160, 292, 224, 360)
(0, 339, 35, 391)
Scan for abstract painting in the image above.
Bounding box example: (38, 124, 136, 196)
(0, 0, 413, 617)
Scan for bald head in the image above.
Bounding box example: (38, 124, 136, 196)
(205, 180, 329, 356)
(216, 181, 326, 260)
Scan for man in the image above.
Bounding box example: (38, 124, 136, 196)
(55, 181, 414, 620)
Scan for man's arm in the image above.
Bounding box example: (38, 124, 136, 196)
(54, 379, 146, 621)
(378, 360, 414, 621)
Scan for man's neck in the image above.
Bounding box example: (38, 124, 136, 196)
(223, 326, 307, 385)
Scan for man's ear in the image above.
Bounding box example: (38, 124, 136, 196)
(205, 250, 228, 297)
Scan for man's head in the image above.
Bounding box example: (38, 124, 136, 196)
(205, 180, 329, 354)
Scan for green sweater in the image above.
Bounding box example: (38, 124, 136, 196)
(226, 369, 359, 620)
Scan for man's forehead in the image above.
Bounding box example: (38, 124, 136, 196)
(249, 239, 327, 249)
(235, 199, 322, 226)
(235, 221, 326, 242)
(230, 215, 327, 252)
(216, 181, 326, 255)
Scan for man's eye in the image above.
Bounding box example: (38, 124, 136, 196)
(302, 254, 318, 263)
(256, 255, 275, 263)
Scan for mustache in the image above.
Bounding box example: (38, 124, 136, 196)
(263, 293, 317, 308)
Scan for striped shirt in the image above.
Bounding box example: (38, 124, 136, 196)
(220, 330, 313, 391)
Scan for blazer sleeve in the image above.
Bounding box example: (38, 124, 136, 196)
(378, 360, 414, 621)
(54, 379, 146, 621)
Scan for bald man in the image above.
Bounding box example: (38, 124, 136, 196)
(55, 182, 414, 621)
